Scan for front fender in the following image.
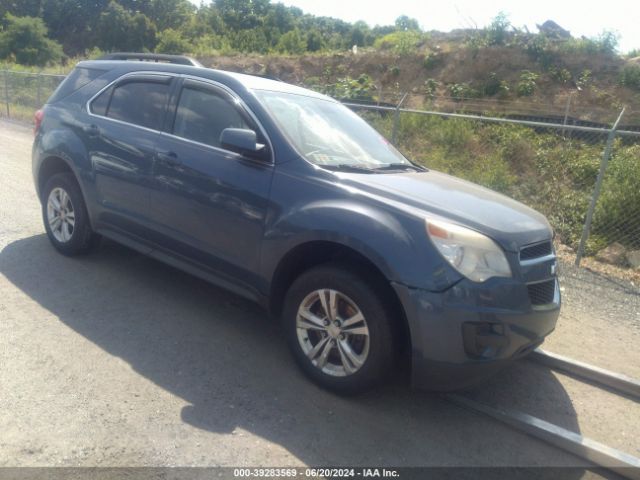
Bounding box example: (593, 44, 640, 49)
(261, 197, 462, 292)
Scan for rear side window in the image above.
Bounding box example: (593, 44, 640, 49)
(90, 77, 171, 131)
(172, 86, 250, 148)
(48, 67, 106, 104)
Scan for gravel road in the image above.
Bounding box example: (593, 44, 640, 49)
(0, 119, 637, 474)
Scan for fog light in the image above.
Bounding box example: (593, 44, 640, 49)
(462, 322, 508, 359)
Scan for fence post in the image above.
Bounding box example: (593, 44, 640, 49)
(562, 91, 574, 138)
(3, 71, 9, 118)
(391, 92, 408, 145)
(574, 107, 626, 266)
(37, 73, 42, 107)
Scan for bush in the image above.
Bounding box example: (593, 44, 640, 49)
(523, 34, 556, 68)
(0, 15, 64, 66)
(593, 144, 640, 247)
(306, 30, 324, 52)
(548, 66, 571, 84)
(448, 82, 479, 100)
(309, 74, 377, 102)
(481, 72, 510, 97)
(423, 50, 443, 69)
(423, 78, 439, 98)
(190, 33, 231, 55)
(577, 69, 592, 89)
(276, 29, 306, 54)
(619, 65, 640, 91)
(156, 29, 191, 54)
(373, 31, 426, 55)
(516, 70, 539, 96)
(230, 28, 269, 54)
(561, 31, 619, 56)
(485, 12, 511, 46)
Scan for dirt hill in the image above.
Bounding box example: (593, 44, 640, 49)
(198, 31, 640, 124)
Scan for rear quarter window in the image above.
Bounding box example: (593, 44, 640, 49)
(47, 67, 107, 104)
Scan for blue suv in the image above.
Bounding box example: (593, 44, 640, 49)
(32, 53, 560, 394)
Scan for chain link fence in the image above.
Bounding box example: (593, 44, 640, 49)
(0, 70, 65, 122)
(1, 70, 638, 271)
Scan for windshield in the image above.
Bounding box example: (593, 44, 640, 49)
(255, 90, 412, 168)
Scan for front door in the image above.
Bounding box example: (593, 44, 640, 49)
(148, 79, 274, 290)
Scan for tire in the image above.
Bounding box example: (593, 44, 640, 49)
(42, 172, 100, 255)
(283, 264, 396, 394)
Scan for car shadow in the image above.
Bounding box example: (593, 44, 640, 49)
(0, 234, 591, 470)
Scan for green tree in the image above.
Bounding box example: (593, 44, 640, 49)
(263, 2, 295, 34)
(276, 28, 306, 54)
(156, 28, 190, 54)
(198, 4, 225, 33)
(41, 0, 109, 54)
(230, 28, 269, 53)
(0, 14, 64, 65)
(147, 0, 194, 31)
(0, 0, 43, 19)
(306, 29, 324, 52)
(486, 12, 511, 45)
(349, 20, 371, 47)
(96, 1, 156, 52)
(216, 0, 269, 30)
(395, 15, 419, 31)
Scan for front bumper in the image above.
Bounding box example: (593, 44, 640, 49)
(393, 274, 560, 391)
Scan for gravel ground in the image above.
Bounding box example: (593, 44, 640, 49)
(545, 258, 640, 379)
(0, 119, 637, 475)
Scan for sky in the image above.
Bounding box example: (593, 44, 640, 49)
(197, 0, 640, 53)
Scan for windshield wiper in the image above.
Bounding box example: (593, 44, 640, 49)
(320, 164, 376, 174)
(371, 163, 427, 172)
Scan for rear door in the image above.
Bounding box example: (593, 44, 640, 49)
(147, 78, 274, 289)
(86, 73, 173, 240)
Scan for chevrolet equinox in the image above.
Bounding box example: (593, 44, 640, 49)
(32, 53, 560, 394)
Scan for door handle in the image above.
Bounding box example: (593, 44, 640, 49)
(82, 124, 100, 137)
(157, 151, 181, 167)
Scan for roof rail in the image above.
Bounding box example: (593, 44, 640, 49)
(97, 52, 202, 67)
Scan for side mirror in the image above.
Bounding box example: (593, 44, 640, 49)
(220, 128, 267, 159)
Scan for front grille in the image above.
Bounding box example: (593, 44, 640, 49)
(520, 241, 552, 261)
(527, 280, 556, 305)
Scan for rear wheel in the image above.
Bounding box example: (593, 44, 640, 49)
(283, 264, 396, 394)
(42, 173, 99, 255)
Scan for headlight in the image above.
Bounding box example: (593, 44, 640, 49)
(426, 219, 511, 282)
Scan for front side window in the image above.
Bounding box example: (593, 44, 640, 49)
(90, 78, 170, 131)
(172, 86, 250, 148)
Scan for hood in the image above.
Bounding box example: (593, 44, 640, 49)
(339, 170, 552, 253)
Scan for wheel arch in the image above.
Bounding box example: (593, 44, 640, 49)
(269, 240, 411, 357)
(36, 155, 76, 202)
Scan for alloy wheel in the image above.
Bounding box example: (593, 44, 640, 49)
(46, 187, 75, 243)
(296, 289, 370, 377)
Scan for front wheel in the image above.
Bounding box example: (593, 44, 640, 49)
(283, 264, 397, 394)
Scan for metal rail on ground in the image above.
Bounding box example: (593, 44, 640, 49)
(447, 394, 640, 480)
(530, 348, 640, 399)
(446, 350, 640, 480)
